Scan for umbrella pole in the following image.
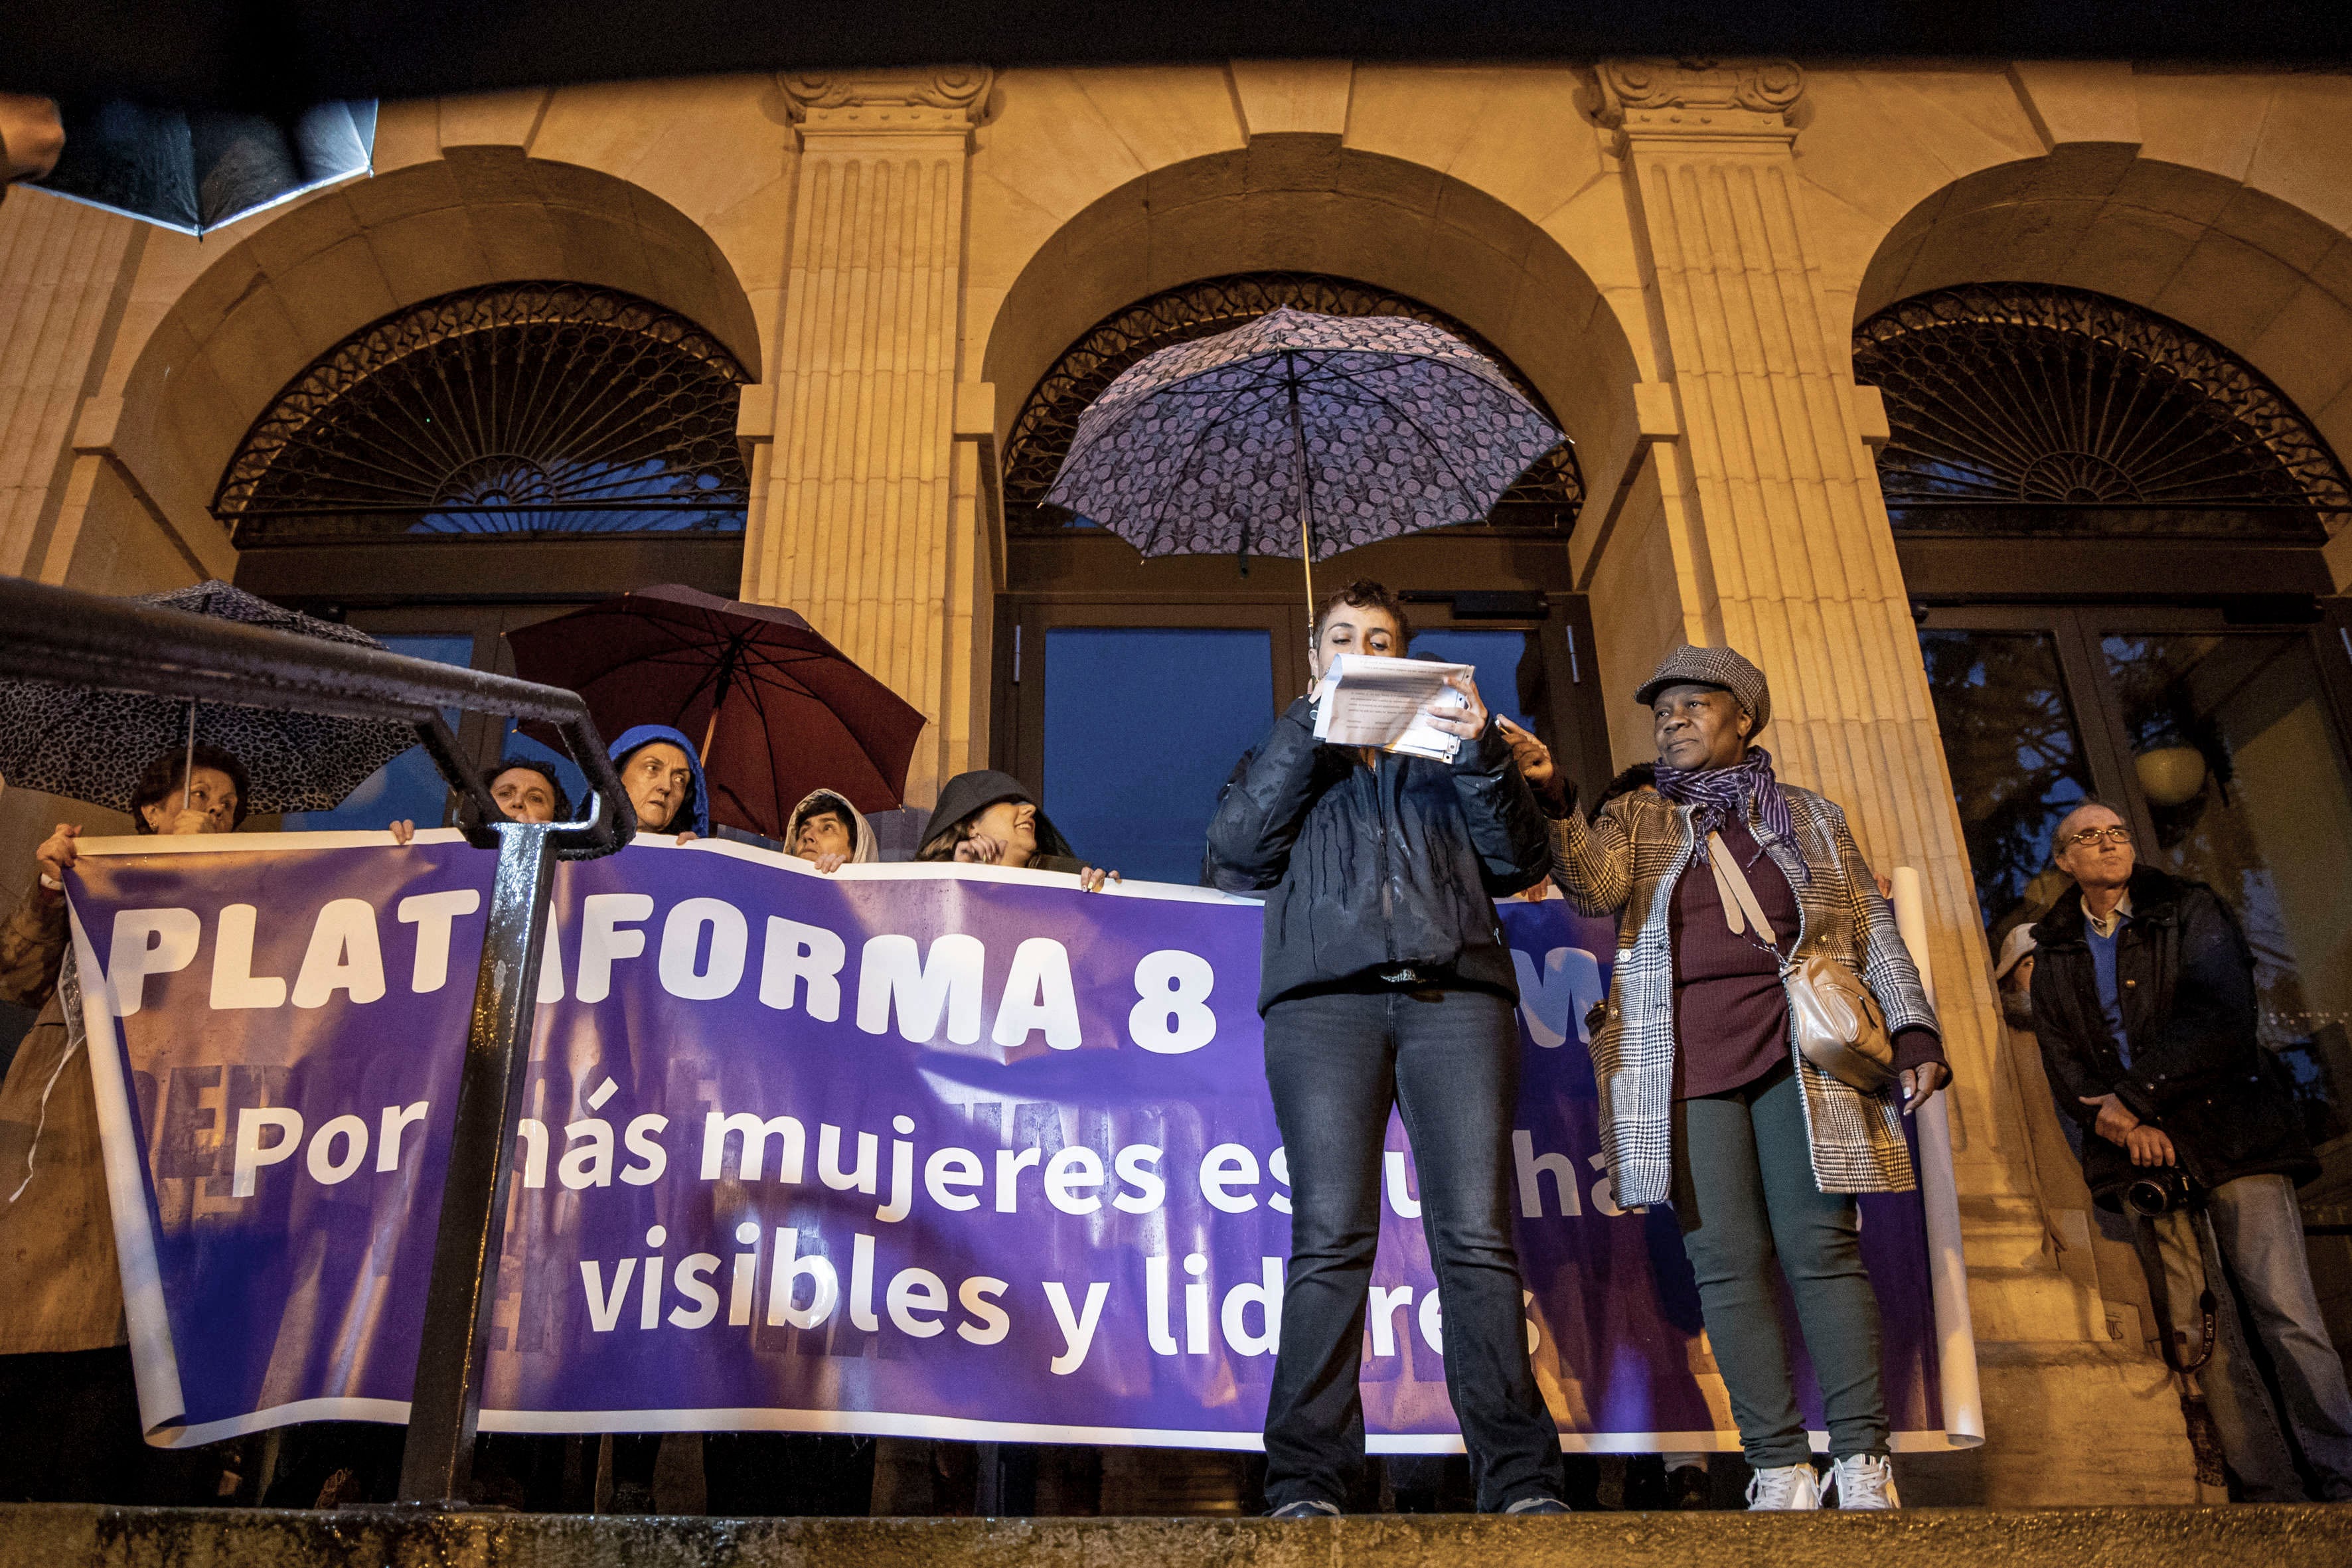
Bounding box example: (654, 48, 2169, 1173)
(1288, 375, 1316, 633)
(700, 638, 741, 774)
(182, 701, 196, 811)
(1300, 511, 1314, 631)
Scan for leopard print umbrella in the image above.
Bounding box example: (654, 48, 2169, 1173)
(0, 581, 417, 815)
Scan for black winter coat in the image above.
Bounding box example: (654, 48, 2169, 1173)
(2029, 864, 2315, 1207)
(1206, 696, 1551, 1012)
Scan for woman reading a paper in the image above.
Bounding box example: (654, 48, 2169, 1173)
(1206, 579, 1568, 1518)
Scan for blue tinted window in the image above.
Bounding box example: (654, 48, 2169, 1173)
(1408, 628, 1541, 734)
(1043, 628, 1274, 886)
(281, 634, 475, 832)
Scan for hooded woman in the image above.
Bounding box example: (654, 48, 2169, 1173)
(785, 788, 880, 873)
(609, 724, 710, 842)
(916, 770, 1115, 890)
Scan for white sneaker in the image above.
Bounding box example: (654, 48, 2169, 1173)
(1745, 1463, 1822, 1510)
(1827, 1453, 1900, 1510)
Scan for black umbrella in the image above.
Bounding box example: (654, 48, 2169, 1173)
(31, 98, 372, 235)
(0, 580, 415, 816)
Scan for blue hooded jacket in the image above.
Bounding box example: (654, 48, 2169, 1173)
(608, 724, 711, 837)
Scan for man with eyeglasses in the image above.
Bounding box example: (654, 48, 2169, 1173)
(2028, 797, 2352, 1500)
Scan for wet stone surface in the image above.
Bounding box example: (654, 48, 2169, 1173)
(2, 1504, 2350, 1568)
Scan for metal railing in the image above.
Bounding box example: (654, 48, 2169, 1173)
(0, 576, 634, 1506)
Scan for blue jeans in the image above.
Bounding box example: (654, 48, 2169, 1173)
(1260, 984, 1565, 1512)
(2185, 1174, 2352, 1500)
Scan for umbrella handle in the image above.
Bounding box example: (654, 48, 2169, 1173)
(1300, 510, 1313, 635)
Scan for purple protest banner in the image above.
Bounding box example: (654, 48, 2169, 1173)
(66, 830, 1981, 1452)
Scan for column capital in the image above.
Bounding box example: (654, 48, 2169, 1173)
(779, 67, 995, 142)
(1589, 58, 1804, 149)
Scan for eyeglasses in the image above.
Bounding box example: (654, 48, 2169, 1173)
(2062, 825, 2132, 850)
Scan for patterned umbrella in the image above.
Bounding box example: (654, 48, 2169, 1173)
(1043, 306, 1564, 609)
(0, 580, 416, 815)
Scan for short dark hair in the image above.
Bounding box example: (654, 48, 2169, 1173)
(799, 804, 851, 836)
(1313, 579, 1411, 647)
(130, 744, 252, 832)
(2051, 795, 2125, 857)
(485, 757, 572, 821)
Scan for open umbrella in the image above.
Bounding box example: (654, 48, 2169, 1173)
(0, 580, 415, 814)
(1043, 306, 1564, 617)
(32, 98, 374, 235)
(506, 585, 927, 840)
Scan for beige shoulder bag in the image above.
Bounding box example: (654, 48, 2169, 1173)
(1707, 832, 1896, 1093)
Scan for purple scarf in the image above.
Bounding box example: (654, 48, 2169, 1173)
(1653, 745, 1806, 884)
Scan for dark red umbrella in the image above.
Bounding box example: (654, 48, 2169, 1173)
(507, 584, 926, 837)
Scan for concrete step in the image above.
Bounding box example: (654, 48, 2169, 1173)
(3, 1502, 2348, 1568)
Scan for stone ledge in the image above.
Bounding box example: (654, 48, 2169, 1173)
(3, 1503, 2349, 1568)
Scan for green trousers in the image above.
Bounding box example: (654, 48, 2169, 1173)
(1670, 1061, 1889, 1467)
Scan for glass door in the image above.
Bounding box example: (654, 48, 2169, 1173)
(2086, 627, 2352, 1157)
(1002, 602, 1300, 888)
(1040, 625, 1281, 884)
(1918, 603, 2352, 1309)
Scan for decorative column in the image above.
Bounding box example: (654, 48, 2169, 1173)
(1593, 59, 2193, 1502)
(741, 68, 998, 807)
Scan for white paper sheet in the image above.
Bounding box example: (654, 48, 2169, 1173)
(1310, 654, 1471, 761)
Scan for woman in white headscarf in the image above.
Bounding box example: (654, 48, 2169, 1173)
(785, 789, 880, 872)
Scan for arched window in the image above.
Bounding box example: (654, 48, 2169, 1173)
(213, 282, 751, 544)
(1000, 272, 1585, 536)
(1853, 283, 2350, 539)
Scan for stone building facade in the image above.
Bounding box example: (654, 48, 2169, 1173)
(9, 58, 2352, 1506)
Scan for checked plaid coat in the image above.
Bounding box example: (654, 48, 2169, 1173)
(1550, 784, 1939, 1208)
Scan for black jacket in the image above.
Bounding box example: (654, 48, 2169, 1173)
(1206, 696, 1551, 1012)
(2029, 865, 2315, 1206)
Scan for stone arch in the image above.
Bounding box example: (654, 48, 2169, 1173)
(1855, 147, 2352, 472)
(106, 147, 761, 552)
(979, 136, 1644, 505)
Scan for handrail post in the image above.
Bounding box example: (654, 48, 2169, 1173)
(395, 720, 627, 1506)
(392, 816, 560, 1504)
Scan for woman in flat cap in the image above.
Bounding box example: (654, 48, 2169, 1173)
(1503, 644, 1949, 1512)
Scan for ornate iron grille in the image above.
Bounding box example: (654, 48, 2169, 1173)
(1853, 283, 2350, 540)
(214, 282, 752, 544)
(1001, 272, 1584, 536)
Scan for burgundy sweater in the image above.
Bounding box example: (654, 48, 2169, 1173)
(1670, 821, 1944, 1099)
